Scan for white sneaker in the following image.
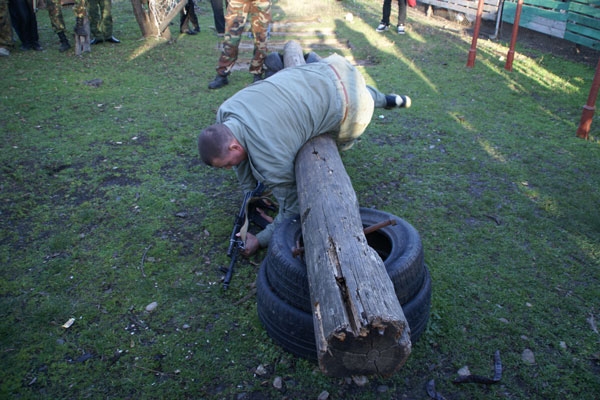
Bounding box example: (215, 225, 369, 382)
(376, 23, 389, 33)
(0, 47, 9, 56)
(397, 24, 406, 34)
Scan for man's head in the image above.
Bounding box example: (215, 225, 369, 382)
(198, 124, 247, 169)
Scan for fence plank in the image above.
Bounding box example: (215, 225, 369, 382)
(419, 0, 501, 20)
(503, 2, 568, 38)
(565, 1, 600, 49)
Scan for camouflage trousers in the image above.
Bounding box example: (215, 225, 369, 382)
(46, 0, 86, 34)
(0, 0, 11, 47)
(216, 0, 271, 76)
(73, 0, 86, 18)
(45, 0, 65, 33)
(88, 0, 112, 40)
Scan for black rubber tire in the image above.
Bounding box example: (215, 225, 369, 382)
(264, 207, 425, 312)
(256, 259, 318, 360)
(256, 261, 432, 361)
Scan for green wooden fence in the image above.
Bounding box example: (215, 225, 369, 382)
(502, 0, 599, 49)
(418, 0, 600, 49)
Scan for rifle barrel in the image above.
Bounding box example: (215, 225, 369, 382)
(223, 250, 238, 289)
(222, 181, 266, 290)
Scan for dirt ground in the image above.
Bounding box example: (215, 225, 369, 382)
(490, 22, 599, 67)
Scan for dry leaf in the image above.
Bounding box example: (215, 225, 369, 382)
(62, 317, 75, 329)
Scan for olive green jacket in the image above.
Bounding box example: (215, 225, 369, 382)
(216, 55, 387, 246)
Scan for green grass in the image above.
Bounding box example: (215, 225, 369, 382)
(1, 0, 599, 398)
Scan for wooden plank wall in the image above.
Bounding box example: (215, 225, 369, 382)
(564, 0, 600, 50)
(502, 0, 569, 38)
(502, 0, 600, 49)
(419, 0, 599, 49)
(419, 0, 502, 20)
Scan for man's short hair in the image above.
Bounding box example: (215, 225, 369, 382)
(198, 124, 233, 166)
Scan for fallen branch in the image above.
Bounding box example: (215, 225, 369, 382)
(453, 350, 502, 384)
(134, 364, 178, 377)
(233, 287, 258, 306)
(140, 245, 151, 277)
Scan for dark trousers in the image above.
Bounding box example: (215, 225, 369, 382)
(8, 0, 39, 47)
(180, 0, 199, 32)
(381, 0, 407, 26)
(210, 0, 227, 34)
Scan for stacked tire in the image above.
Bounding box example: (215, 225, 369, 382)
(256, 208, 431, 361)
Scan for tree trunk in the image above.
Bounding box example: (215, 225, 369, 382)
(295, 135, 411, 377)
(130, 0, 174, 40)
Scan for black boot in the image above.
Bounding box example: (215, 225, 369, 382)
(58, 32, 71, 52)
(74, 17, 86, 36)
(208, 74, 229, 89)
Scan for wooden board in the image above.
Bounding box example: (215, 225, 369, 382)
(419, 0, 502, 20)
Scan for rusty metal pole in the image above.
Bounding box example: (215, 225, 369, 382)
(505, 0, 524, 71)
(576, 57, 600, 140)
(466, 0, 486, 68)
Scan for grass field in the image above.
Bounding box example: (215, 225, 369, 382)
(1, 0, 599, 398)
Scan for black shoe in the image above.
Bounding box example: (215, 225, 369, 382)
(106, 36, 120, 43)
(252, 74, 263, 83)
(32, 42, 43, 51)
(90, 38, 103, 45)
(20, 43, 32, 51)
(58, 32, 71, 52)
(208, 74, 228, 89)
(59, 40, 71, 52)
(181, 29, 198, 35)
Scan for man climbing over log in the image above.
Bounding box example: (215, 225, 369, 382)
(198, 52, 411, 256)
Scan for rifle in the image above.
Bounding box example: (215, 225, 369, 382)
(222, 182, 266, 289)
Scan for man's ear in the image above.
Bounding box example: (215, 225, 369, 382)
(229, 140, 243, 153)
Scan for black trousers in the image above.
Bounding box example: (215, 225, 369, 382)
(180, 0, 199, 32)
(8, 0, 39, 47)
(210, 0, 228, 34)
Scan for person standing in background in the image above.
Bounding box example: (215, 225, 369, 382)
(46, 0, 71, 51)
(89, 0, 119, 44)
(207, 0, 271, 89)
(210, 0, 227, 35)
(8, 0, 42, 50)
(375, 0, 407, 35)
(180, 0, 200, 35)
(0, 0, 12, 55)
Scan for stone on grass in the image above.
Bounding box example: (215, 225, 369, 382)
(352, 375, 368, 386)
(522, 349, 535, 364)
(559, 341, 567, 349)
(254, 364, 267, 376)
(317, 391, 329, 400)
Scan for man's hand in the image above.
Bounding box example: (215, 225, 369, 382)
(255, 207, 274, 224)
(240, 232, 260, 257)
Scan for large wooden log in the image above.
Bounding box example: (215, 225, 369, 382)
(295, 135, 411, 377)
(282, 40, 306, 68)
